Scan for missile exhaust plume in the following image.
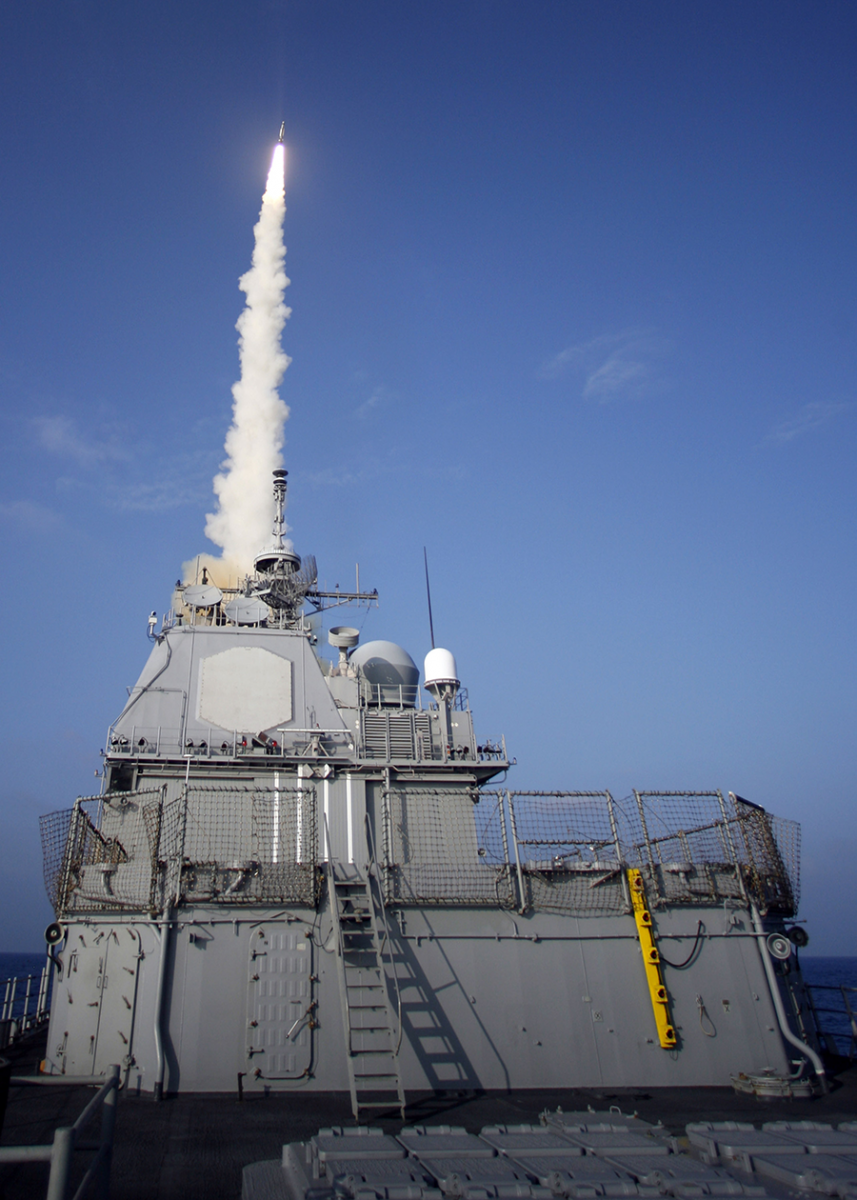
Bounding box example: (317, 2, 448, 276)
(193, 143, 291, 584)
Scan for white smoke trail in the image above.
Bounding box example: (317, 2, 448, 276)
(194, 144, 291, 584)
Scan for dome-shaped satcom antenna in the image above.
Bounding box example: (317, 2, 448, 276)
(351, 640, 420, 707)
(424, 647, 460, 703)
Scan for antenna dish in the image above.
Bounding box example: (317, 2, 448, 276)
(329, 626, 359, 672)
(328, 627, 359, 650)
(223, 596, 270, 625)
(184, 584, 223, 609)
(326, 624, 355, 672)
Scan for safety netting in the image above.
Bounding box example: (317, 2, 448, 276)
(40, 791, 163, 914)
(41, 784, 319, 916)
(381, 787, 515, 907)
(41, 783, 799, 917)
(500, 790, 626, 915)
(178, 785, 318, 906)
(625, 791, 800, 915)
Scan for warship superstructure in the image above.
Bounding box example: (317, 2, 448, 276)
(39, 469, 823, 1114)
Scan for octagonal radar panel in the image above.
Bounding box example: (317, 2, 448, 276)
(183, 584, 223, 609)
(199, 647, 291, 732)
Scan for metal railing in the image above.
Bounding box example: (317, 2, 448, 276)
(804, 983, 857, 1059)
(42, 785, 321, 917)
(0, 962, 52, 1049)
(358, 681, 471, 712)
(41, 786, 800, 920)
(376, 788, 800, 915)
(106, 723, 357, 760)
(0, 1063, 118, 1200)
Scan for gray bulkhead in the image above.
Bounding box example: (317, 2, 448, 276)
(110, 623, 349, 757)
(43, 600, 806, 1095)
(45, 900, 791, 1093)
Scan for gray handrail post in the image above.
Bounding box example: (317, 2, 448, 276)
(46, 1126, 74, 1200)
(95, 1064, 119, 1199)
(505, 791, 527, 915)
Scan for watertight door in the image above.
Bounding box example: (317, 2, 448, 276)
(58, 926, 140, 1076)
(61, 931, 106, 1074)
(245, 927, 314, 1083)
(91, 927, 140, 1075)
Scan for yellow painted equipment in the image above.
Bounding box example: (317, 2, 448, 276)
(627, 868, 677, 1049)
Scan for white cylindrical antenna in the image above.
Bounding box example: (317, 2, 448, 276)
(424, 647, 459, 703)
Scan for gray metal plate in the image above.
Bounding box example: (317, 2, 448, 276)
(416, 1155, 549, 1199)
(480, 1127, 581, 1157)
(545, 1114, 663, 1135)
(771, 1131, 857, 1154)
(324, 1158, 439, 1189)
(686, 1127, 805, 1164)
(316, 1131, 405, 1161)
(398, 1128, 495, 1158)
(602, 1155, 755, 1197)
(560, 1132, 669, 1157)
(506, 1155, 640, 1197)
(750, 1153, 857, 1194)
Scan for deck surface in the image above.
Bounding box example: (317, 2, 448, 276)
(2, 1031, 856, 1200)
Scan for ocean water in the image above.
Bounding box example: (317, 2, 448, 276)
(800, 956, 857, 989)
(799, 955, 857, 1054)
(0, 951, 51, 1025)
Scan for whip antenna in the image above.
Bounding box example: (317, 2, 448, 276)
(423, 547, 436, 649)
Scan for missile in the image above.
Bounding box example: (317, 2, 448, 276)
(278, 122, 285, 143)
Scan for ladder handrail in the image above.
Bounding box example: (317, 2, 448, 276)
(324, 856, 359, 1122)
(325, 831, 405, 1121)
(364, 812, 404, 1055)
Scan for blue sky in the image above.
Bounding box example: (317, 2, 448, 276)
(0, 1, 855, 953)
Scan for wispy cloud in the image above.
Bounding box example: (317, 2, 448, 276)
(355, 385, 393, 420)
(539, 330, 668, 401)
(765, 400, 853, 445)
(0, 499, 62, 533)
(40, 428, 217, 514)
(110, 475, 212, 513)
(32, 415, 129, 465)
